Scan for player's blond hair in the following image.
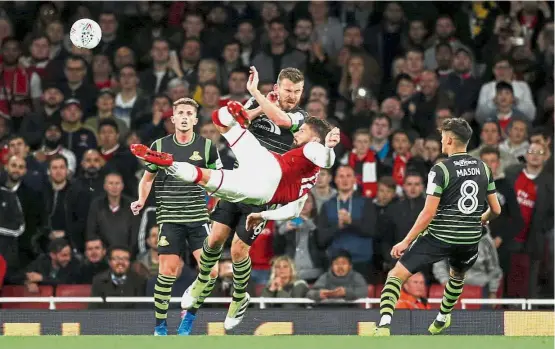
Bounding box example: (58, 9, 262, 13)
(277, 67, 304, 84)
(173, 97, 199, 111)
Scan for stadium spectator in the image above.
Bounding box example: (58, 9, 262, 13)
(138, 94, 173, 145)
(66, 149, 106, 253)
(504, 143, 554, 298)
(235, 20, 257, 66)
(136, 225, 160, 277)
(380, 97, 405, 132)
(273, 193, 326, 283)
(441, 47, 481, 116)
(7, 135, 47, 191)
(317, 165, 378, 280)
(0, 166, 25, 268)
(85, 89, 129, 144)
(311, 168, 336, 213)
(396, 272, 430, 310)
(178, 38, 202, 87)
(80, 238, 109, 284)
(191, 59, 220, 104)
(166, 78, 190, 103)
(86, 172, 139, 254)
(369, 114, 393, 163)
(476, 56, 536, 122)
(379, 173, 425, 272)
(42, 155, 71, 243)
(434, 42, 454, 81)
(306, 250, 368, 303)
(260, 256, 310, 307)
(94, 11, 125, 60)
(59, 56, 98, 116)
(198, 83, 221, 123)
(90, 246, 146, 309)
(340, 129, 381, 198)
(115, 65, 150, 130)
(469, 120, 519, 174)
(499, 119, 530, 162)
(433, 232, 503, 302)
(140, 38, 178, 96)
(34, 122, 77, 176)
(91, 54, 114, 90)
(485, 82, 530, 135)
(59, 99, 98, 164)
(219, 68, 250, 107)
(20, 238, 81, 292)
(218, 41, 244, 89)
(424, 15, 473, 71)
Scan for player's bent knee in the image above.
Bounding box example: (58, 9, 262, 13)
(449, 268, 465, 281)
(159, 254, 181, 277)
(209, 222, 232, 246)
(230, 238, 250, 262)
(389, 261, 412, 281)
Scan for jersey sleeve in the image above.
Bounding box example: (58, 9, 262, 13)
(287, 110, 306, 133)
(144, 140, 161, 173)
(484, 162, 497, 194)
(426, 163, 447, 197)
(205, 139, 223, 170)
(303, 142, 336, 168)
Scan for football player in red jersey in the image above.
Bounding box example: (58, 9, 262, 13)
(132, 101, 340, 224)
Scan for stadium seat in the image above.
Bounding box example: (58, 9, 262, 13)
(0, 254, 6, 290)
(365, 285, 375, 308)
(1, 285, 54, 309)
(55, 284, 92, 309)
(375, 284, 384, 298)
(254, 284, 265, 297)
(428, 284, 483, 309)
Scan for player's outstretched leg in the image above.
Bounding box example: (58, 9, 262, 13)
(374, 275, 403, 336)
(224, 254, 252, 330)
(428, 273, 464, 335)
(181, 239, 223, 310)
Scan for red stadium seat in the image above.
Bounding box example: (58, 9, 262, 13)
(0, 254, 6, 290)
(375, 284, 384, 298)
(1, 285, 54, 309)
(254, 284, 265, 297)
(367, 285, 375, 297)
(55, 284, 92, 309)
(428, 284, 483, 309)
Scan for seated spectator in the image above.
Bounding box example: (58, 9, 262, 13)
(485, 82, 529, 135)
(273, 193, 326, 283)
(60, 99, 98, 164)
(317, 166, 378, 280)
(219, 68, 250, 107)
(86, 172, 139, 254)
(374, 176, 398, 215)
(138, 94, 173, 145)
(311, 168, 336, 213)
(7, 135, 47, 192)
(139, 38, 178, 97)
(115, 65, 150, 130)
(90, 246, 146, 309)
(476, 56, 536, 122)
(306, 250, 368, 302)
(199, 122, 235, 170)
(21, 238, 81, 292)
(387, 130, 414, 193)
(260, 256, 309, 307)
(34, 122, 77, 176)
(380, 97, 405, 132)
(136, 225, 160, 277)
(80, 238, 109, 284)
(0, 167, 25, 269)
(499, 119, 530, 162)
(469, 120, 519, 174)
(433, 231, 503, 301)
(197, 82, 221, 124)
(441, 48, 481, 117)
(59, 56, 98, 117)
(84, 89, 129, 144)
(396, 272, 430, 310)
(166, 78, 190, 103)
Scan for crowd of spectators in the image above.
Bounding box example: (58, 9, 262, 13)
(0, 1, 553, 309)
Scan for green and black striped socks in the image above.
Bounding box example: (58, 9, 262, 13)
(189, 277, 217, 314)
(232, 256, 251, 302)
(154, 274, 176, 326)
(197, 238, 223, 284)
(378, 276, 403, 327)
(437, 276, 465, 322)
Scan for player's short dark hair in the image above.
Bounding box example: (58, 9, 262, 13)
(98, 118, 119, 133)
(439, 118, 473, 145)
(378, 176, 397, 190)
(479, 145, 500, 159)
(304, 117, 332, 144)
(277, 67, 304, 84)
(48, 154, 68, 168)
(108, 245, 131, 259)
(173, 97, 199, 111)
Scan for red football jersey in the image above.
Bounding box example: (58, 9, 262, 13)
(269, 144, 320, 204)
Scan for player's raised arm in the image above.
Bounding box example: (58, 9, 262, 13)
(245, 195, 309, 230)
(246, 66, 304, 130)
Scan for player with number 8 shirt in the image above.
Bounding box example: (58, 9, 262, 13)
(373, 118, 501, 336)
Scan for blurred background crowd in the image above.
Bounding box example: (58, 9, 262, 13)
(0, 1, 553, 310)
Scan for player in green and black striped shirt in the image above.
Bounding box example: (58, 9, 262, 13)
(374, 118, 501, 336)
(130, 98, 222, 336)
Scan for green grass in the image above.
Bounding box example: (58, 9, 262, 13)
(0, 336, 552, 349)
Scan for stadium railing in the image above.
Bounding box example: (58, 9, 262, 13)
(0, 297, 553, 310)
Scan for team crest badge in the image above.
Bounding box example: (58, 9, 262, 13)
(189, 151, 203, 161)
(158, 236, 169, 247)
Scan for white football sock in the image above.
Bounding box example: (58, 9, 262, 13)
(217, 106, 237, 127)
(378, 315, 391, 327)
(169, 162, 198, 182)
(436, 313, 447, 322)
(221, 124, 245, 146)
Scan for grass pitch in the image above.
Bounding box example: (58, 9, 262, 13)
(0, 335, 552, 349)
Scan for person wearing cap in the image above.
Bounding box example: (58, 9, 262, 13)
(60, 98, 98, 164)
(306, 250, 368, 303)
(17, 238, 81, 292)
(34, 122, 77, 175)
(476, 56, 536, 122)
(85, 88, 129, 144)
